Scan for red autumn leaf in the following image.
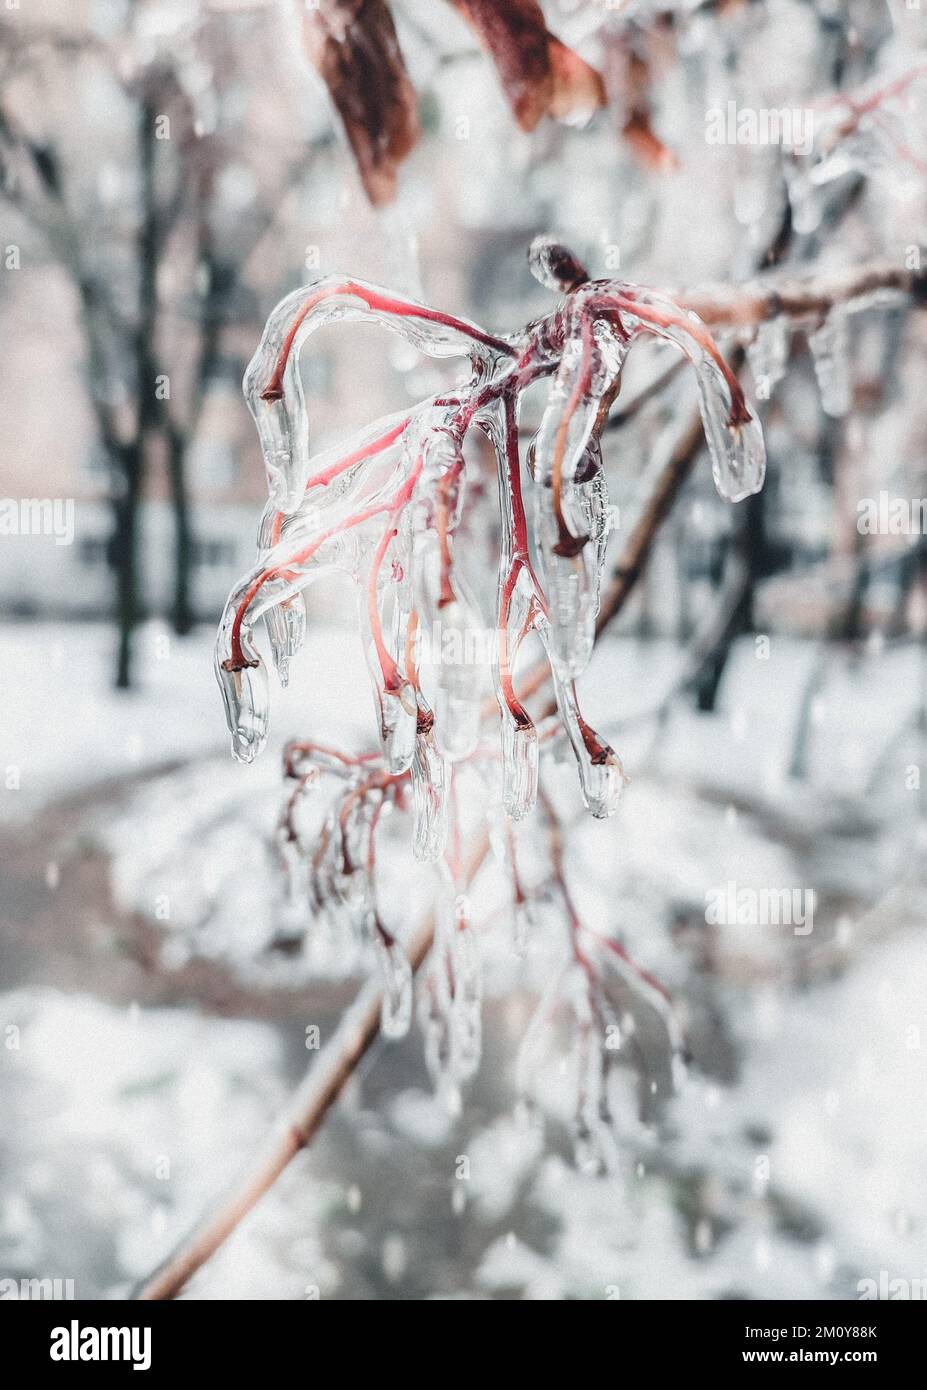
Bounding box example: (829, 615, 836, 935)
(448, 0, 606, 132)
(303, 0, 420, 206)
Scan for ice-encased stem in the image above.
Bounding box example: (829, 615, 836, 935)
(244, 275, 514, 513)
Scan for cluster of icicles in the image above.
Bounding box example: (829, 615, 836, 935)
(215, 238, 765, 1132)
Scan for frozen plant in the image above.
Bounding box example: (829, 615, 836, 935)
(214, 237, 765, 1130)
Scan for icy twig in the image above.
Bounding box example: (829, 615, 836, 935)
(134, 828, 491, 1301)
(681, 260, 926, 332)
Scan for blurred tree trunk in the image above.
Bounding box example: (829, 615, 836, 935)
(112, 446, 143, 689)
(694, 486, 768, 712)
(110, 94, 161, 688)
(166, 423, 194, 635)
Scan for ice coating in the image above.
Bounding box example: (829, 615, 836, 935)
(535, 439, 612, 679)
(216, 653, 269, 765)
(808, 308, 851, 418)
(421, 884, 483, 1096)
(747, 317, 791, 399)
(219, 263, 764, 802)
(216, 247, 765, 1091)
(244, 276, 514, 514)
(374, 930, 413, 1039)
(550, 675, 628, 819)
(605, 286, 767, 503)
(264, 593, 306, 688)
(410, 699, 448, 862)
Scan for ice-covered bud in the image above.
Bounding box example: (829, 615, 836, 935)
(528, 236, 591, 293)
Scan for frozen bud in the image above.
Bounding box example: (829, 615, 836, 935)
(528, 236, 590, 293)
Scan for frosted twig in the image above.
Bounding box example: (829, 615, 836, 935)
(134, 829, 491, 1301)
(681, 260, 926, 332)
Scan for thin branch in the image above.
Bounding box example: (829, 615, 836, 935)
(514, 404, 708, 713)
(134, 246, 927, 1301)
(680, 259, 926, 331)
(134, 830, 490, 1301)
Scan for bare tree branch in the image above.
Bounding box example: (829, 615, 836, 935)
(134, 829, 491, 1301)
(681, 260, 926, 331)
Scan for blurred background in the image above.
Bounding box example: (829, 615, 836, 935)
(2, 0, 927, 1300)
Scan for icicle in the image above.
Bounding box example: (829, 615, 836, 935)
(568, 971, 620, 1175)
(277, 831, 307, 909)
(420, 971, 454, 1103)
(481, 399, 543, 821)
(531, 308, 618, 506)
(548, 673, 627, 818)
(330, 792, 377, 927)
(215, 630, 269, 764)
(535, 440, 611, 678)
(747, 317, 790, 401)
(264, 592, 306, 687)
(419, 880, 483, 1095)
(808, 308, 851, 418)
(373, 678, 417, 775)
(357, 517, 417, 776)
(374, 928, 413, 1039)
(419, 902, 458, 1106)
(410, 699, 448, 862)
(449, 894, 482, 1082)
(695, 369, 766, 503)
(494, 562, 539, 816)
(411, 522, 483, 763)
(500, 715, 539, 821)
(616, 289, 766, 502)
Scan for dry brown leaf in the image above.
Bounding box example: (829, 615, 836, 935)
(448, 0, 605, 132)
(303, 0, 420, 205)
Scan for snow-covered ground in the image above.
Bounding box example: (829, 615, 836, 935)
(0, 619, 375, 822)
(1, 620, 925, 1299)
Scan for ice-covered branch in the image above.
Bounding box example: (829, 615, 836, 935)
(134, 830, 491, 1302)
(216, 241, 765, 833)
(681, 260, 926, 332)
